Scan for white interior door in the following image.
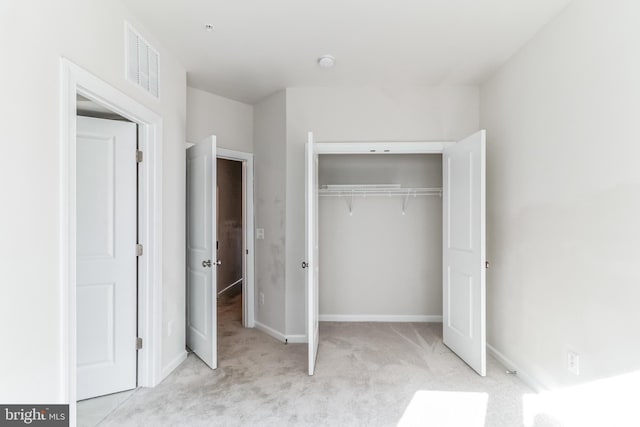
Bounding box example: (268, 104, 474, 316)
(186, 136, 218, 369)
(306, 132, 320, 375)
(76, 116, 137, 400)
(442, 130, 486, 376)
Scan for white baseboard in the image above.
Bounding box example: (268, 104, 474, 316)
(319, 314, 443, 323)
(487, 343, 546, 392)
(254, 316, 442, 345)
(161, 350, 188, 380)
(254, 321, 306, 344)
(254, 321, 286, 343)
(285, 334, 306, 344)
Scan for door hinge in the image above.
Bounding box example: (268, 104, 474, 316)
(136, 150, 143, 163)
(136, 337, 143, 350)
(136, 244, 143, 256)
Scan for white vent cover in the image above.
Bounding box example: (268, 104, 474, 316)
(126, 23, 159, 98)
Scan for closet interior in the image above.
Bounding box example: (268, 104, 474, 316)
(317, 153, 444, 321)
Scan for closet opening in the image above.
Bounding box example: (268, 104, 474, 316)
(317, 154, 443, 323)
(305, 133, 486, 377)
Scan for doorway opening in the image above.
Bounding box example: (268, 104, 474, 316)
(75, 97, 140, 424)
(76, 102, 138, 389)
(216, 158, 244, 329)
(216, 148, 255, 331)
(186, 140, 255, 369)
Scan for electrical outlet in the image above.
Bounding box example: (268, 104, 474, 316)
(256, 228, 265, 240)
(567, 351, 580, 375)
(259, 292, 265, 305)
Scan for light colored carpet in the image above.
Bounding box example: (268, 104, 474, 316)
(99, 293, 546, 426)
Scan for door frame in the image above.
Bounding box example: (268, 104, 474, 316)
(216, 148, 256, 328)
(60, 59, 163, 421)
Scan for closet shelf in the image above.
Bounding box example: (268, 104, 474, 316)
(319, 184, 442, 197)
(318, 184, 442, 215)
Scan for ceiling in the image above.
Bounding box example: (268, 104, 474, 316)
(123, 0, 571, 104)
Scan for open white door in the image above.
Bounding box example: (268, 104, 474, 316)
(186, 136, 218, 369)
(305, 132, 320, 375)
(442, 130, 486, 376)
(76, 116, 137, 400)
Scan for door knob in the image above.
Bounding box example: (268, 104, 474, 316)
(302, 261, 308, 269)
(214, 260, 222, 266)
(202, 260, 212, 268)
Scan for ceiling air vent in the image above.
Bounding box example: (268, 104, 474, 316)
(126, 23, 159, 98)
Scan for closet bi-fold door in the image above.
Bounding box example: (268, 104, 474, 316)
(305, 132, 320, 375)
(186, 136, 218, 370)
(443, 130, 486, 376)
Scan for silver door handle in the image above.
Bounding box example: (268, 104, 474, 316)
(202, 260, 212, 268)
(302, 261, 308, 269)
(214, 260, 222, 266)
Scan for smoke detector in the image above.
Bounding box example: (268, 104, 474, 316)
(317, 55, 335, 69)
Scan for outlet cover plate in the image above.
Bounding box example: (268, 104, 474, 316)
(567, 351, 580, 375)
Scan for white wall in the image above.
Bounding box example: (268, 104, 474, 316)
(0, 1, 186, 403)
(285, 87, 479, 335)
(318, 155, 442, 318)
(253, 91, 287, 334)
(481, 0, 640, 389)
(187, 86, 253, 152)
